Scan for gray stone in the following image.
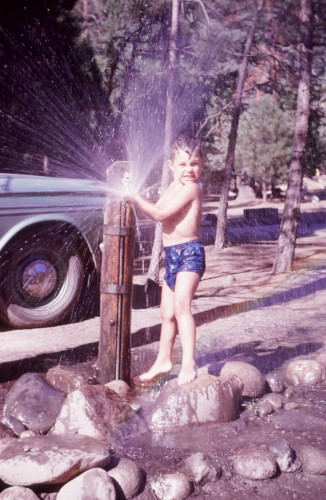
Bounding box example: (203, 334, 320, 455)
(0, 434, 111, 486)
(108, 457, 145, 499)
(283, 387, 294, 399)
(46, 364, 97, 393)
(298, 445, 326, 475)
(268, 439, 301, 473)
(284, 402, 299, 410)
(147, 374, 243, 432)
(150, 472, 194, 500)
(0, 422, 14, 440)
(265, 373, 285, 393)
(285, 359, 324, 386)
(315, 350, 326, 368)
(183, 452, 221, 485)
(258, 401, 274, 417)
(56, 468, 116, 500)
(261, 393, 283, 411)
(51, 384, 149, 444)
(233, 448, 277, 480)
(2, 415, 26, 436)
(220, 361, 265, 398)
(3, 373, 66, 434)
(0, 486, 39, 499)
(19, 430, 36, 439)
(105, 380, 132, 402)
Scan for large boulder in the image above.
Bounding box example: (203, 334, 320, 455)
(0, 435, 111, 486)
(50, 384, 149, 444)
(220, 361, 265, 397)
(150, 472, 193, 500)
(0, 487, 39, 499)
(147, 374, 242, 432)
(285, 359, 324, 386)
(46, 364, 98, 393)
(233, 448, 277, 480)
(108, 457, 146, 499)
(182, 452, 221, 485)
(298, 445, 326, 475)
(56, 468, 116, 500)
(3, 373, 66, 434)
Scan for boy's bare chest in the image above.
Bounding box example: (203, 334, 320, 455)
(162, 183, 184, 202)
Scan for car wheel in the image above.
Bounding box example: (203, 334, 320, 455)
(0, 233, 84, 328)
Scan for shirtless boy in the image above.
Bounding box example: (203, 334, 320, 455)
(126, 135, 205, 385)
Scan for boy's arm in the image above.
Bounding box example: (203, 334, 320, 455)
(127, 184, 200, 222)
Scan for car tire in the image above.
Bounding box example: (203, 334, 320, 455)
(0, 232, 85, 329)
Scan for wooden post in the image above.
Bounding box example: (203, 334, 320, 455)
(98, 176, 135, 384)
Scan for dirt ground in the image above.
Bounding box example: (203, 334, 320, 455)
(1, 194, 326, 498)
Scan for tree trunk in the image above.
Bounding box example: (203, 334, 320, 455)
(262, 180, 267, 203)
(214, 0, 264, 251)
(146, 0, 179, 283)
(272, 0, 313, 274)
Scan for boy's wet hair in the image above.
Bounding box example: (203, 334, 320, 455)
(169, 135, 203, 161)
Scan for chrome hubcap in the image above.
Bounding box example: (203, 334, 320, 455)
(21, 259, 58, 300)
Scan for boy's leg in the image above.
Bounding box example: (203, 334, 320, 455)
(139, 280, 176, 380)
(174, 271, 201, 385)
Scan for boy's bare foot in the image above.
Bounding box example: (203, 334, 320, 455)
(178, 364, 197, 385)
(138, 360, 173, 381)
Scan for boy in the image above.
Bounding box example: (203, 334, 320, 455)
(127, 135, 205, 385)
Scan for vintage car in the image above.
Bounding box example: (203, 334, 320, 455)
(0, 173, 107, 329)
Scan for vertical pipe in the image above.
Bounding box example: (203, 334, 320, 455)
(98, 192, 135, 384)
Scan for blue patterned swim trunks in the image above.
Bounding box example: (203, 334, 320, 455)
(164, 240, 206, 291)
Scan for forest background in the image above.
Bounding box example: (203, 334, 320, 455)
(0, 0, 325, 272)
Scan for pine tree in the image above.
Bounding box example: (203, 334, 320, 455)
(273, 0, 313, 273)
(235, 94, 293, 201)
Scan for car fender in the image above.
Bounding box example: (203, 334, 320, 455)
(0, 212, 103, 270)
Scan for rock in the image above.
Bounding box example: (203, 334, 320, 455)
(284, 402, 299, 410)
(265, 373, 285, 393)
(233, 448, 277, 480)
(261, 393, 283, 411)
(283, 387, 294, 399)
(220, 361, 265, 398)
(269, 439, 301, 473)
(2, 415, 26, 436)
(150, 472, 193, 500)
(105, 380, 132, 402)
(46, 364, 97, 393)
(183, 452, 221, 485)
(108, 457, 146, 499)
(314, 350, 326, 368)
(0, 486, 39, 499)
(0, 422, 15, 440)
(50, 384, 149, 444)
(285, 359, 324, 386)
(56, 468, 116, 500)
(3, 373, 66, 434)
(220, 275, 235, 286)
(0, 435, 111, 486)
(258, 401, 274, 417)
(298, 445, 326, 475)
(147, 374, 242, 432)
(19, 430, 36, 439)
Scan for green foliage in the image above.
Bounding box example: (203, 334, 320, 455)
(0, 0, 324, 182)
(235, 95, 293, 186)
